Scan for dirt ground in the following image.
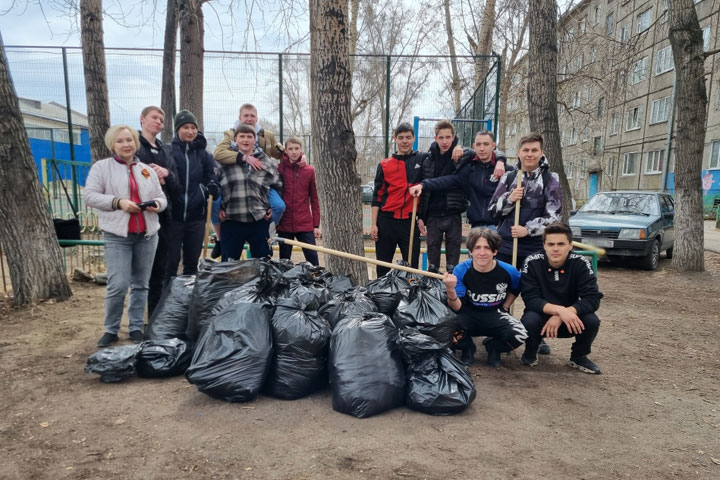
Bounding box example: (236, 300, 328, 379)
(1, 252, 720, 480)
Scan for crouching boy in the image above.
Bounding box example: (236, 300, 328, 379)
(443, 228, 528, 367)
(520, 222, 603, 374)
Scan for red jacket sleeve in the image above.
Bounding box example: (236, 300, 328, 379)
(309, 167, 321, 228)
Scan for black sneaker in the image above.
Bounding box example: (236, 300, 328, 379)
(129, 330, 145, 344)
(538, 339, 551, 355)
(568, 356, 601, 374)
(97, 332, 118, 348)
(459, 339, 476, 366)
(520, 353, 538, 367)
(211, 239, 222, 259)
(483, 338, 502, 368)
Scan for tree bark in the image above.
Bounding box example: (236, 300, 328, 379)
(161, 0, 179, 143)
(527, 0, 572, 221)
(310, 0, 367, 284)
(668, 0, 706, 271)
(443, 0, 462, 115)
(80, 0, 111, 162)
(0, 42, 73, 306)
(473, 0, 496, 88)
(179, 0, 204, 130)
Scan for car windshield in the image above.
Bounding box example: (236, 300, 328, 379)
(581, 193, 659, 216)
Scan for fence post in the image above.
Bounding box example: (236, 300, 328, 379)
(494, 54, 501, 140)
(384, 55, 391, 158)
(61, 48, 77, 167)
(278, 53, 284, 144)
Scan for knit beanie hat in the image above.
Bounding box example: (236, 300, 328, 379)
(174, 109, 198, 132)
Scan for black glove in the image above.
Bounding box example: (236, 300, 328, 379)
(207, 182, 220, 199)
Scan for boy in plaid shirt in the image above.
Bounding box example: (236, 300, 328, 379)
(216, 123, 282, 260)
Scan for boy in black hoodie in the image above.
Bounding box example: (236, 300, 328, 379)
(520, 223, 603, 374)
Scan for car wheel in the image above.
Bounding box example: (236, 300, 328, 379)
(640, 240, 660, 270)
(666, 246, 673, 259)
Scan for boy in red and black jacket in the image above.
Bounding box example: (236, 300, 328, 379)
(370, 123, 426, 277)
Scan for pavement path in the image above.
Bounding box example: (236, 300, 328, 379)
(705, 220, 720, 253)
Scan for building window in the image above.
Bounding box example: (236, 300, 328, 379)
(626, 106, 643, 131)
(610, 112, 620, 135)
(620, 24, 630, 43)
(579, 17, 587, 36)
(622, 152, 639, 175)
(655, 45, 674, 75)
(646, 150, 665, 174)
(606, 12, 615, 35)
(593, 136, 603, 156)
(594, 5, 601, 25)
(637, 9, 652, 34)
(567, 162, 574, 178)
(660, 0, 668, 24)
(597, 97, 606, 117)
(703, 26, 711, 51)
(631, 57, 648, 84)
(650, 97, 670, 124)
(585, 85, 594, 103)
(568, 128, 578, 145)
(710, 140, 720, 169)
(566, 26, 575, 42)
(579, 159, 586, 178)
(590, 46, 598, 63)
(26, 127, 53, 141)
(573, 91, 581, 108)
(583, 126, 589, 143)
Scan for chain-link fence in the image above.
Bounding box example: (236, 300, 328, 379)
(6, 46, 500, 184)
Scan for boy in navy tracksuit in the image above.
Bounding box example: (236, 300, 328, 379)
(443, 228, 528, 367)
(520, 223, 603, 374)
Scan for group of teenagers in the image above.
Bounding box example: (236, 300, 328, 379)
(84, 103, 321, 349)
(371, 122, 603, 374)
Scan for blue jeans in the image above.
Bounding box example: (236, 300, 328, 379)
(268, 188, 286, 225)
(103, 232, 159, 334)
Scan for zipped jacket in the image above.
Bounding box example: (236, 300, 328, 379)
(170, 132, 219, 222)
(277, 154, 320, 232)
(372, 151, 426, 219)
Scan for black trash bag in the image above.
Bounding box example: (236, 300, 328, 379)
(329, 312, 405, 418)
(146, 275, 195, 340)
(85, 344, 143, 383)
(274, 279, 331, 311)
(264, 297, 332, 399)
(318, 287, 378, 330)
(212, 275, 274, 315)
(136, 338, 194, 378)
(185, 302, 273, 402)
(393, 260, 424, 285)
(186, 259, 266, 340)
(323, 274, 355, 295)
(399, 329, 476, 415)
(412, 275, 448, 303)
(393, 287, 457, 347)
(365, 270, 411, 314)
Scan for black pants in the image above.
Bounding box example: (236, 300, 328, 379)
(277, 230, 319, 266)
(426, 214, 462, 270)
(164, 219, 206, 283)
(375, 215, 420, 277)
(456, 308, 528, 353)
(521, 310, 600, 358)
(147, 221, 171, 317)
(221, 219, 271, 261)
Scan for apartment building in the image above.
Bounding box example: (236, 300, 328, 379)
(503, 0, 720, 210)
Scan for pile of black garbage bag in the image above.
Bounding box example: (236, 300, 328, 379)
(86, 259, 476, 417)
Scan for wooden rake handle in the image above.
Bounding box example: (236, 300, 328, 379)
(271, 236, 444, 279)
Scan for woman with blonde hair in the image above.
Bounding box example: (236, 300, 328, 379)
(84, 125, 167, 347)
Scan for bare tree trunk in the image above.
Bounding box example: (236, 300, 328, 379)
(497, 45, 510, 148)
(527, 0, 571, 221)
(472, 0, 496, 88)
(348, 0, 360, 75)
(80, 0, 111, 162)
(668, 0, 706, 271)
(161, 0, 179, 143)
(443, 0, 461, 115)
(310, 0, 367, 284)
(0, 42, 73, 306)
(179, 0, 204, 130)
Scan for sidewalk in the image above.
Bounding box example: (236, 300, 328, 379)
(705, 220, 720, 254)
